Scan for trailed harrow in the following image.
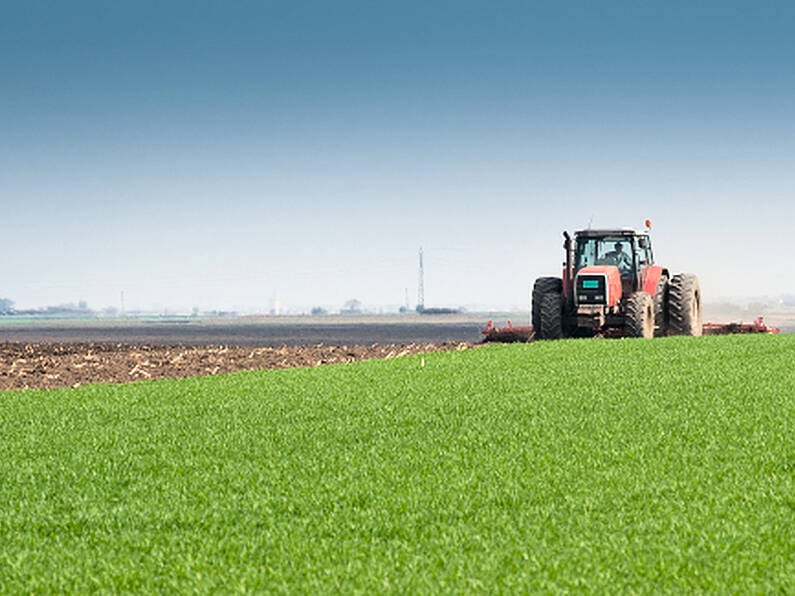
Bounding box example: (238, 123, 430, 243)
(483, 316, 779, 343)
(702, 316, 779, 335)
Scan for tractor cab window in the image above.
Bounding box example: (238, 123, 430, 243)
(576, 238, 598, 270)
(635, 236, 654, 266)
(576, 236, 635, 276)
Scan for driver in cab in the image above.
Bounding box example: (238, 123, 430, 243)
(605, 242, 632, 274)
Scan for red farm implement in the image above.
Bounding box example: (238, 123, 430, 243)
(702, 316, 779, 335)
(481, 320, 534, 343)
(483, 316, 778, 343)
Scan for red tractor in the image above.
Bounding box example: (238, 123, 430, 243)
(532, 225, 702, 339)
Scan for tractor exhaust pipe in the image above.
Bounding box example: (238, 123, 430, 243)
(563, 231, 574, 308)
(563, 231, 574, 284)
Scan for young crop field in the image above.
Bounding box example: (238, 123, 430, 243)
(1, 335, 793, 592)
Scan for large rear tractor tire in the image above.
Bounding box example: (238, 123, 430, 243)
(625, 292, 655, 338)
(538, 292, 565, 340)
(532, 277, 563, 332)
(668, 274, 702, 336)
(653, 274, 669, 337)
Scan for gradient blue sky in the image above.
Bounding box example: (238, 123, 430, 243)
(3, 1, 794, 312)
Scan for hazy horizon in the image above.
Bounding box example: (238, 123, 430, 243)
(3, 2, 794, 313)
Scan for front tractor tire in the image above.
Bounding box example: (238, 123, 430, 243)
(668, 274, 702, 336)
(532, 277, 563, 332)
(538, 292, 565, 340)
(653, 274, 669, 337)
(625, 292, 655, 338)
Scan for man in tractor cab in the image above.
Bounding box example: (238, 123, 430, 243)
(605, 242, 633, 275)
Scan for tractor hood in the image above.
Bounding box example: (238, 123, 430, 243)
(575, 266, 622, 307)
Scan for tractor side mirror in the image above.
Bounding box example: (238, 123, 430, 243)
(638, 238, 648, 249)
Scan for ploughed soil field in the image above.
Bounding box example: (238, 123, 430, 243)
(0, 318, 484, 390)
(0, 342, 473, 391)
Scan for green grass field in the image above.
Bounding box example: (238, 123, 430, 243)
(1, 335, 794, 592)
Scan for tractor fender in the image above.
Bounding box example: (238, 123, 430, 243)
(576, 265, 622, 307)
(640, 266, 668, 296)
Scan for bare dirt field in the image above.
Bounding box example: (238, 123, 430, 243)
(0, 316, 488, 390)
(0, 342, 472, 391)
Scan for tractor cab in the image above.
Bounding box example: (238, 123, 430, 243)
(574, 229, 653, 280)
(573, 229, 654, 301)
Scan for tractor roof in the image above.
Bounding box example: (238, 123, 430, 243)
(574, 228, 648, 238)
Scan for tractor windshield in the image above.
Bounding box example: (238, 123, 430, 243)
(576, 236, 635, 276)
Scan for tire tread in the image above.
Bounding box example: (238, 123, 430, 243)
(626, 292, 654, 338)
(668, 274, 702, 336)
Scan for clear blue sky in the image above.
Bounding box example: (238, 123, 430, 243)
(2, 1, 793, 312)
